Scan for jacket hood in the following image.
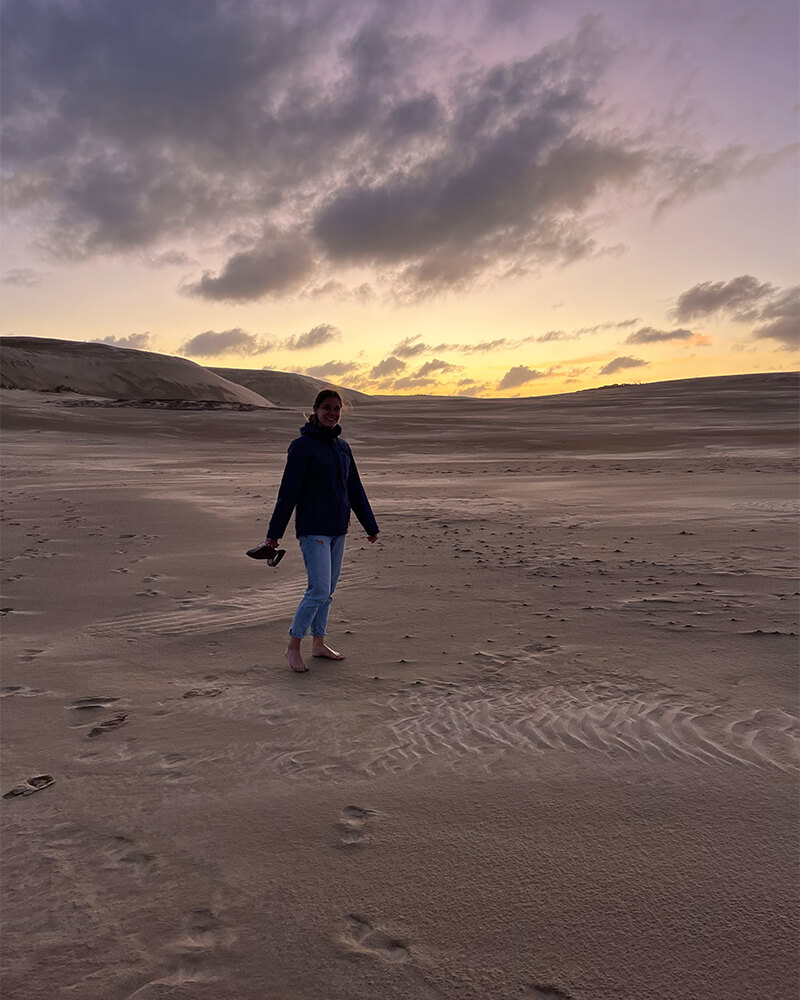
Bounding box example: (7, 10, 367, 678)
(300, 421, 342, 441)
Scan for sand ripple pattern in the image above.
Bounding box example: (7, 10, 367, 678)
(368, 682, 799, 775)
(730, 498, 800, 513)
(249, 681, 799, 780)
(87, 568, 373, 637)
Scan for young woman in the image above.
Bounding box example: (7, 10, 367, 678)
(265, 389, 379, 672)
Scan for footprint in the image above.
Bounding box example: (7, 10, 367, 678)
(71, 696, 121, 712)
(124, 908, 224, 998)
(177, 908, 220, 951)
(88, 712, 129, 738)
(522, 986, 573, 1000)
(102, 835, 155, 873)
(19, 649, 44, 662)
(335, 805, 375, 846)
(341, 914, 408, 963)
(1, 685, 46, 697)
(182, 688, 225, 699)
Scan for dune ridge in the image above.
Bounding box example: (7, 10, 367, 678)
(0, 337, 273, 407)
(210, 366, 371, 408)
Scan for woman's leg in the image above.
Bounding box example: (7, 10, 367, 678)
(311, 534, 346, 659)
(286, 535, 333, 672)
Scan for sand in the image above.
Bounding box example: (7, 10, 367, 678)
(1, 361, 798, 1000)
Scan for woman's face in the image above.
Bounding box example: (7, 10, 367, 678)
(315, 397, 342, 428)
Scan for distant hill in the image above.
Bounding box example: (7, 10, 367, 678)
(211, 367, 372, 408)
(0, 337, 274, 406)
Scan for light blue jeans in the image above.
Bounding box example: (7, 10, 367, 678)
(288, 534, 346, 638)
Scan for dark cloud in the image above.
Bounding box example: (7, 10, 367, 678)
(671, 275, 798, 350)
(413, 358, 460, 377)
(1, 267, 46, 286)
(624, 326, 693, 344)
(497, 365, 548, 389)
(283, 323, 341, 351)
(312, 18, 648, 290)
(184, 234, 315, 302)
(752, 286, 800, 350)
(370, 356, 406, 377)
(387, 94, 443, 137)
(4, 1, 785, 303)
(93, 332, 152, 350)
(2, 5, 645, 299)
(599, 356, 647, 375)
(179, 328, 273, 358)
(672, 275, 776, 322)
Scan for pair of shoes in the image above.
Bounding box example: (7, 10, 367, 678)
(3, 774, 55, 798)
(246, 542, 286, 567)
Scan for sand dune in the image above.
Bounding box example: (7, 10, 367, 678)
(0, 368, 798, 1000)
(0, 337, 274, 407)
(211, 366, 371, 408)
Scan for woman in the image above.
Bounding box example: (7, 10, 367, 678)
(265, 389, 379, 673)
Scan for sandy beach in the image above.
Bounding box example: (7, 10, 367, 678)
(1, 362, 798, 1000)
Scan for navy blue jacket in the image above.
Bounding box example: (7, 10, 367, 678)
(267, 423, 379, 540)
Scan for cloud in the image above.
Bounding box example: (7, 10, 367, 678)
(391, 336, 428, 358)
(599, 356, 648, 375)
(413, 358, 460, 377)
(671, 275, 798, 350)
(1, 267, 48, 287)
(654, 144, 798, 220)
(497, 365, 548, 390)
(184, 233, 315, 302)
(533, 318, 640, 343)
(752, 286, 800, 350)
(283, 323, 341, 351)
(536, 330, 578, 342)
(672, 275, 776, 322)
(302, 359, 362, 377)
(624, 326, 693, 344)
(92, 332, 152, 350)
(391, 376, 436, 389)
(141, 249, 196, 268)
(179, 328, 273, 358)
(370, 356, 406, 377)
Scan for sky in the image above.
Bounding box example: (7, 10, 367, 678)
(2, 0, 798, 397)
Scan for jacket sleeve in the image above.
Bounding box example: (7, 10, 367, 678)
(266, 439, 307, 539)
(347, 450, 379, 536)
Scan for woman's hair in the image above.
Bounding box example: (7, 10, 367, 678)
(307, 388, 343, 424)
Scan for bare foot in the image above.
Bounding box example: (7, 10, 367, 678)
(312, 642, 345, 660)
(285, 648, 309, 673)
